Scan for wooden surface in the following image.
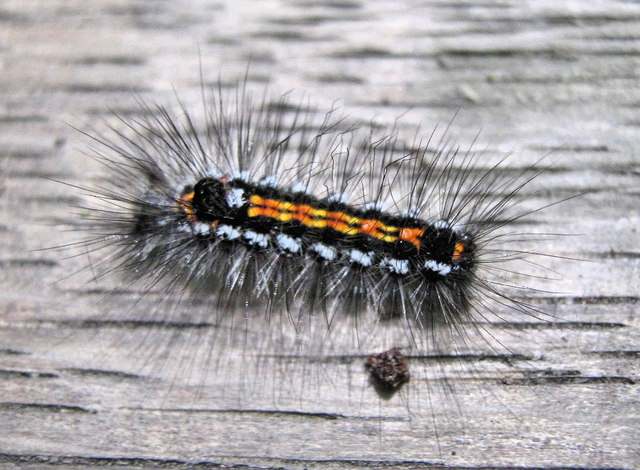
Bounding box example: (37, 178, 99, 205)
(1, 1, 639, 468)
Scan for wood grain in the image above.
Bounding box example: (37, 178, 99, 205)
(1, 1, 638, 468)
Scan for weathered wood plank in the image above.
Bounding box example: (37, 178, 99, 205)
(0, 1, 638, 468)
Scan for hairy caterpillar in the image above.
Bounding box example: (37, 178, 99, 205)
(70, 80, 561, 411)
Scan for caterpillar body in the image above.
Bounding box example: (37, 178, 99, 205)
(171, 162, 473, 323)
(74, 82, 556, 405)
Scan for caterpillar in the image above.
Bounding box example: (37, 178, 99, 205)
(71, 80, 559, 408)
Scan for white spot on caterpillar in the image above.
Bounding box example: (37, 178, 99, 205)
(381, 257, 410, 275)
(424, 259, 452, 276)
(226, 188, 246, 208)
(244, 230, 270, 248)
(328, 193, 348, 204)
(349, 249, 374, 267)
(290, 181, 310, 194)
(177, 222, 192, 233)
(276, 233, 302, 253)
(231, 170, 250, 182)
(364, 201, 387, 212)
(260, 175, 278, 188)
(193, 222, 211, 236)
(217, 224, 241, 240)
(310, 242, 337, 261)
(401, 207, 421, 218)
(434, 219, 452, 229)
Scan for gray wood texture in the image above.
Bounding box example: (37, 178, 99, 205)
(1, 1, 638, 468)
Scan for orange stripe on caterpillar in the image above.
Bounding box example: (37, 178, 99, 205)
(179, 191, 197, 222)
(453, 242, 465, 261)
(399, 227, 425, 250)
(248, 194, 423, 248)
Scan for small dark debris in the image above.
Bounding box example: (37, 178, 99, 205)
(365, 347, 410, 399)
